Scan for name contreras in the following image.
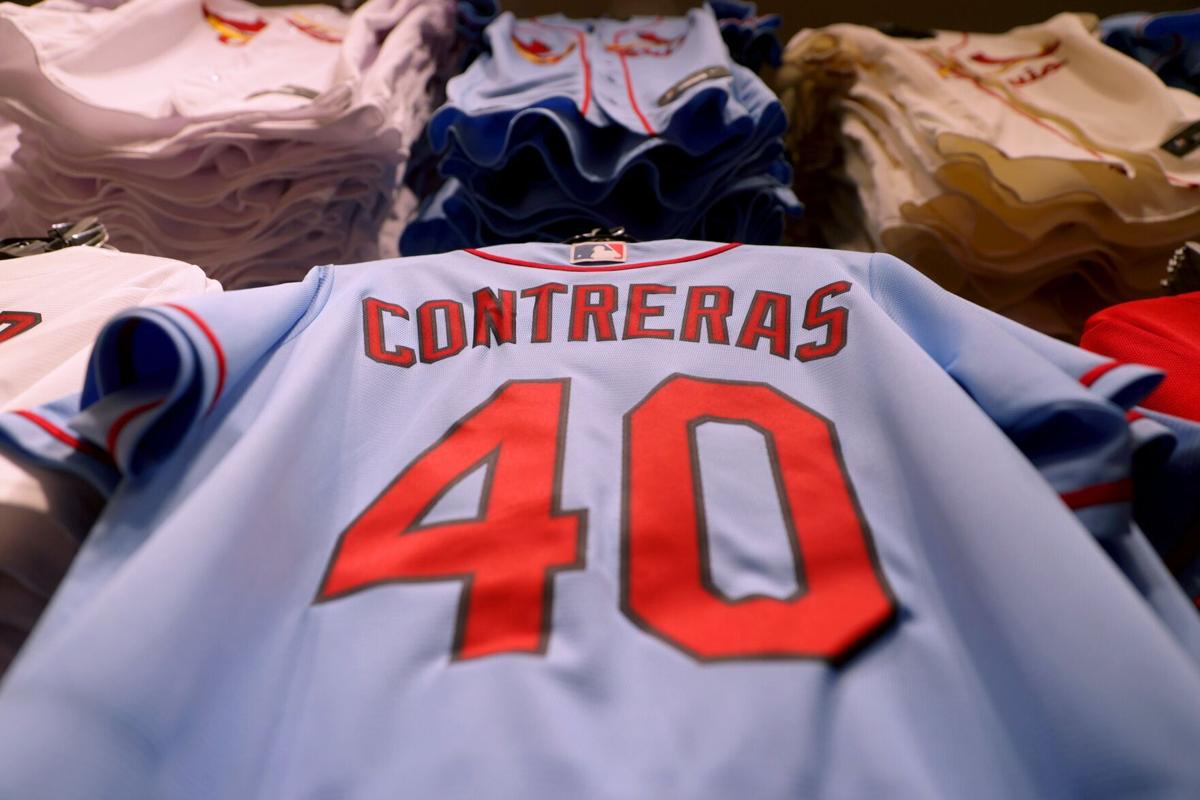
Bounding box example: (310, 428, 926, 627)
(362, 280, 852, 367)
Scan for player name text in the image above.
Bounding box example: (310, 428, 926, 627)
(362, 281, 852, 368)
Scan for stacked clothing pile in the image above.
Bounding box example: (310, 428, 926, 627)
(402, 5, 800, 255)
(778, 12, 1200, 337)
(0, 0, 456, 287)
(710, 0, 782, 74)
(454, 0, 500, 69)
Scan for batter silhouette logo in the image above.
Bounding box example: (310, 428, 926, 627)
(570, 242, 627, 264)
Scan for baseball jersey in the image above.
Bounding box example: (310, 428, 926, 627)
(429, 12, 786, 181)
(403, 168, 799, 254)
(0, 246, 220, 674)
(781, 14, 1200, 188)
(1, 241, 1199, 799)
(962, 304, 1200, 657)
(0, 248, 221, 412)
(0, 0, 456, 287)
(709, 0, 782, 74)
(1081, 292, 1200, 424)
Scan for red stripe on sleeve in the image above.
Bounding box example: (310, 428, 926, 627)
(14, 410, 111, 463)
(1059, 479, 1133, 510)
(106, 400, 165, 453)
(165, 303, 227, 414)
(1078, 361, 1122, 388)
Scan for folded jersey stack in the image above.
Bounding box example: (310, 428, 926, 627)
(777, 12, 1200, 338)
(709, 0, 782, 75)
(401, 5, 801, 255)
(0, 0, 456, 288)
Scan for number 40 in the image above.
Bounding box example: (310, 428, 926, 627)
(317, 375, 894, 664)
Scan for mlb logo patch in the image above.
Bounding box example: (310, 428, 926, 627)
(570, 242, 628, 265)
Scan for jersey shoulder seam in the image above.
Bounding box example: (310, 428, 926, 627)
(279, 265, 335, 348)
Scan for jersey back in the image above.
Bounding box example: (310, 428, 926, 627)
(2, 240, 1199, 799)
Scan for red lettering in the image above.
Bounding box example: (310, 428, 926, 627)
(735, 290, 791, 359)
(680, 286, 733, 344)
(623, 375, 893, 661)
(362, 297, 415, 368)
(418, 299, 467, 364)
(520, 283, 568, 344)
(569, 284, 619, 342)
(319, 380, 586, 660)
(795, 281, 851, 362)
(623, 284, 676, 340)
(1008, 59, 1067, 87)
(472, 288, 517, 348)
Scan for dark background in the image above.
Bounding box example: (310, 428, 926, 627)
(11, 1, 1199, 40)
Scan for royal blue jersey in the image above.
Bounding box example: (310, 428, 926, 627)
(1101, 10, 1200, 94)
(402, 169, 798, 253)
(405, 7, 797, 255)
(2, 241, 1200, 799)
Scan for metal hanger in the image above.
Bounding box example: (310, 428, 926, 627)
(0, 217, 110, 260)
(562, 226, 637, 245)
(1164, 242, 1200, 296)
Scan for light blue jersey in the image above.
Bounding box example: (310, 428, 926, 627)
(3, 242, 1200, 799)
(405, 6, 798, 255)
(428, 11, 786, 181)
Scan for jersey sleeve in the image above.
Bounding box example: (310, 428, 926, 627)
(866, 253, 1143, 541)
(0, 268, 330, 499)
(982, 304, 1166, 410)
(1128, 409, 1200, 602)
(979, 302, 1200, 580)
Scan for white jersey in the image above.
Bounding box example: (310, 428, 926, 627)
(778, 14, 1200, 336)
(0, 247, 220, 504)
(784, 14, 1200, 187)
(0, 0, 456, 287)
(0, 247, 221, 660)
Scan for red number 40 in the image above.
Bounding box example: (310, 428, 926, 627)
(317, 376, 894, 664)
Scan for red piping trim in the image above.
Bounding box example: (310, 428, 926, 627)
(14, 410, 110, 463)
(528, 20, 591, 116)
(614, 29, 655, 135)
(106, 400, 164, 454)
(1126, 410, 1144, 423)
(1078, 361, 1122, 387)
(1059, 479, 1132, 510)
(165, 304, 226, 415)
(463, 242, 741, 272)
(577, 30, 592, 116)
